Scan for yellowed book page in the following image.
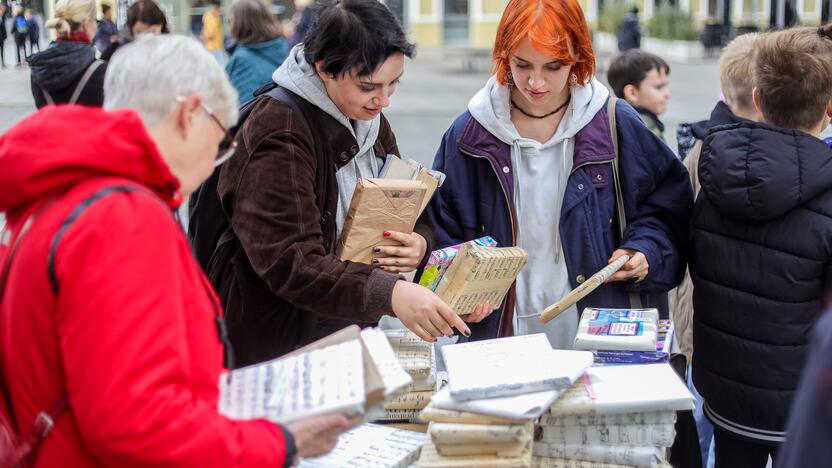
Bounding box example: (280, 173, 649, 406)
(418, 406, 522, 425)
(418, 442, 532, 468)
(435, 440, 530, 457)
(385, 391, 433, 410)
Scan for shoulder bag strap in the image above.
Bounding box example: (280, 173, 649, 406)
(68, 60, 103, 106)
(0, 202, 69, 463)
(41, 88, 55, 106)
(606, 96, 643, 309)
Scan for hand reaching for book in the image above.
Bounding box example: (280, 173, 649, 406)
(606, 248, 649, 283)
(463, 301, 493, 323)
(392, 281, 471, 342)
(372, 231, 427, 273)
(285, 413, 360, 459)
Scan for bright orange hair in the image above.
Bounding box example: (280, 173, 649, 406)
(493, 0, 596, 86)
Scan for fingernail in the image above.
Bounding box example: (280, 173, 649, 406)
(372, 259, 379, 264)
(372, 247, 380, 253)
(463, 329, 471, 337)
(383, 231, 391, 237)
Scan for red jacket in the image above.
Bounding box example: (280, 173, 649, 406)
(0, 106, 293, 467)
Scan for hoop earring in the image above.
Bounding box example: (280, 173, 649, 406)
(506, 71, 515, 87)
(569, 73, 579, 87)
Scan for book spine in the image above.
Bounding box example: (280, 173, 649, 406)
(591, 350, 670, 365)
(384, 391, 432, 410)
(538, 411, 676, 426)
(531, 456, 639, 468)
(538, 424, 675, 447)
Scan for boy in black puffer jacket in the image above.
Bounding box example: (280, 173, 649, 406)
(691, 26, 832, 467)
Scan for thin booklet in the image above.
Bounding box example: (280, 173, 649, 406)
(441, 334, 594, 401)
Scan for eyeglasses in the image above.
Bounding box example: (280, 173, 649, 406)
(175, 96, 237, 167)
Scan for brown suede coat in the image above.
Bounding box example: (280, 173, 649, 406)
(208, 90, 434, 367)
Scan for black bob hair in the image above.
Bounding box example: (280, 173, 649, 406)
(303, 0, 415, 77)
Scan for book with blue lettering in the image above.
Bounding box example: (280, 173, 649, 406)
(574, 308, 660, 352)
(592, 320, 674, 365)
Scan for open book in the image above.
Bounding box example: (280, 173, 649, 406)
(299, 423, 426, 468)
(218, 326, 411, 424)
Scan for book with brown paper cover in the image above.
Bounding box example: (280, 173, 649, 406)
(434, 244, 528, 316)
(337, 178, 427, 264)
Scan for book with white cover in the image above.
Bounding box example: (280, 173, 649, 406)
(220, 339, 365, 424)
(548, 364, 695, 416)
(538, 411, 676, 427)
(361, 327, 413, 398)
(299, 423, 426, 468)
(537, 423, 676, 447)
(531, 444, 664, 468)
(441, 334, 594, 401)
(431, 387, 563, 420)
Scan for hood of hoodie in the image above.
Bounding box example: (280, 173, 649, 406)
(272, 44, 379, 155)
(28, 41, 96, 92)
(467, 76, 610, 149)
(240, 36, 286, 53)
(0, 106, 180, 214)
(692, 100, 748, 140)
(700, 121, 832, 222)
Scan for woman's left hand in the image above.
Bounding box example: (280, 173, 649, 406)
(372, 231, 427, 273)
(606, 248, 649, 283)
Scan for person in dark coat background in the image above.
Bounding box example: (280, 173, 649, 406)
(100, 0, 168, 61)
(11, 5, 28, 66)
(26, 9, 40, 53)
(0, 4, 8, 68)
(28, 0, 106, 108)
(617, 6, 641, 51)
(691, 26, 832, 467)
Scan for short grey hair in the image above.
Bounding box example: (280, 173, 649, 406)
(104, 35, 238, 127)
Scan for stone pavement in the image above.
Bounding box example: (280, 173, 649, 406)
(0, 43, 721, 168)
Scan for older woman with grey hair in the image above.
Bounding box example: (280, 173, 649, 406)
(0, 34, 351, 467)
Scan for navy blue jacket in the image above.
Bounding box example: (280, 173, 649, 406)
(427, 98, 692, 339)
(692, 121, 832, 442)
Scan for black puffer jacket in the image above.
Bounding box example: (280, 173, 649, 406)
(28, 40, 106, 108)
(692, 121, 832, 443)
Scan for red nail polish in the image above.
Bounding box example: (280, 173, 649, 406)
(383, 231, 391, 237)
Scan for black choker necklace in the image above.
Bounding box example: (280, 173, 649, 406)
(511, 95, 571, 119)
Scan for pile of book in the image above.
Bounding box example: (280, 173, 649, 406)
(373, 329, 441, 426)
(532, 364, 695, 468)
(573, 308, 673, 365)
(416, 334, 594, 467)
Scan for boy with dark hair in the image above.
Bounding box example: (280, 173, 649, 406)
(607, 49, 671, 140)
(691, 26, 832, 467)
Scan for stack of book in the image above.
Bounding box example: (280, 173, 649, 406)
(532, 364, 695, 468)
(573, 308, 673, 365)
(373, 329, 440, 426)
(416, 334, 594, 467)
(418, 236, 499, 292)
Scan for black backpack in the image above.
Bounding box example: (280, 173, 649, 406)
(188, 84, 308, 271)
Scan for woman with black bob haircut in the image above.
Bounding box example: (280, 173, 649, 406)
(100, 0, 169, 61)
(207, 0, 482, 367)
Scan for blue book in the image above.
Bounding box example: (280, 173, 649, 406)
(592, 320, 674, 365)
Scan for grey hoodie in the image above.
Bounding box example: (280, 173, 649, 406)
(273, 45, 384, 243)
(468, 76, 609, 349)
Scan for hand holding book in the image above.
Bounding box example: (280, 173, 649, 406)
(392, 281, 472, 342)
(285, 413, 361, 459)
(605, 248, 649, 283)
(372, 230, 428, 273)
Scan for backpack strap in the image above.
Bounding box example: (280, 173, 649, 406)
(606, 96, 643, 309)
(68, 60, 103, 106)
(41, 89, 55, 106)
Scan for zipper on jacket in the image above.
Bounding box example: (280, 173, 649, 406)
(570, 158, 614, 175)
(458, 147, 517, 337)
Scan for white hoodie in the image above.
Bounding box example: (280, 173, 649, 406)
(468, 76, 609, 349)
(273, 45, 384, 243)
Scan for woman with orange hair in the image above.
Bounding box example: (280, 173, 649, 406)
(426, 0, 692, 346)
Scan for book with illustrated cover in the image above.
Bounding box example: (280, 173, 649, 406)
(418, 236, 498, 292)
(433, 244, 528, 316)
(592, 320, 674, 365)
(574, 308, 660, 352)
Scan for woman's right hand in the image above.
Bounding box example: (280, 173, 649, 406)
(391, 281, 471, 342)
(285, 413, 359, 459)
